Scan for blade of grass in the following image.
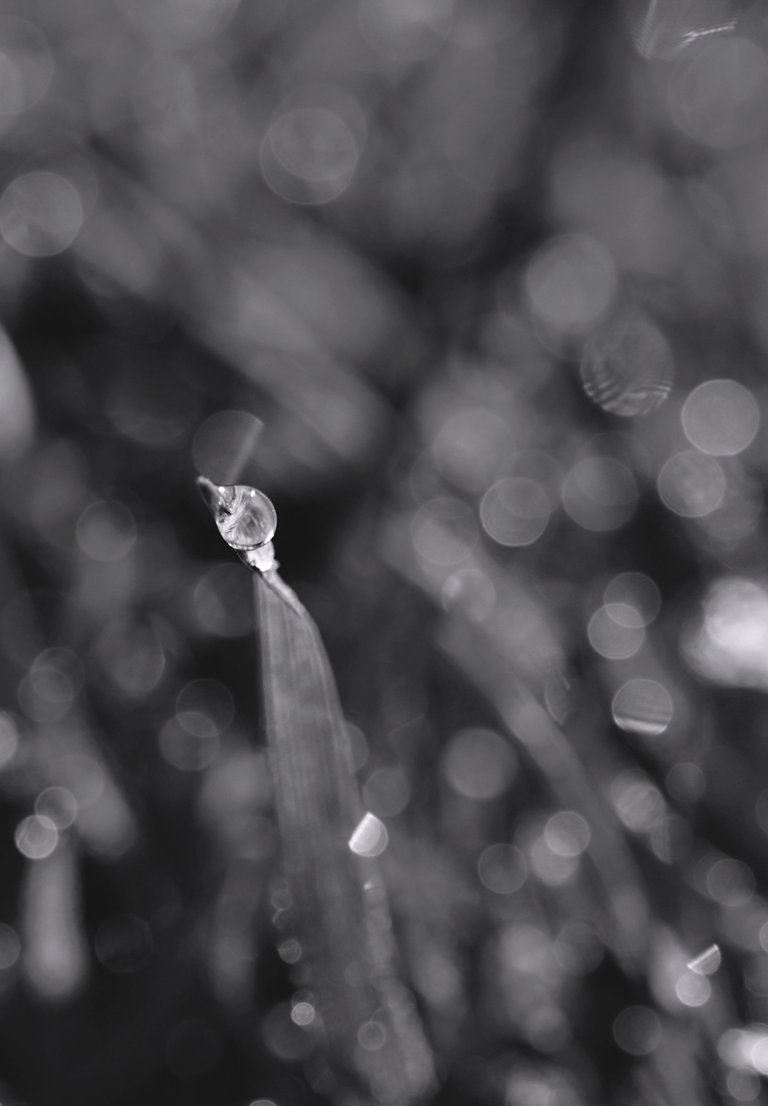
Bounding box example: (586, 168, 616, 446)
(255, 569, 434, 1104)
(197, 478, 434, 1104)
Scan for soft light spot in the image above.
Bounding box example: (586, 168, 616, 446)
(362, 767, 410, 818)
(76, 501, 136, 561)
(612, 678, 674, 737)
(35, 787, 78, 830)
(477, 843, 527, 895)
(685, 577, 768, 689)
(681, 379, 760, 456)
(357, 1020, 387, 1051)
(290, 1000, 316, 1027)
(0, 171, 84, 257)
(15, 814, 58, 859)
(411, 496, 478, 567)
(587, 603, 645, 660)
(526, 233, 617, 337)
(358, 0, 453, 62)
(609, 770, 665, 832)
(441, 727, 517, 800)
(657, 450, 726, 517)
(706, 857, 754, 907)
(613, 1005, 661, 1056)
(348, 812, 389, 858)
(581, 310, 674, 416)
(479, 477, 550, 547)
(562, 456, 637, 532)
(544, 811, 591, 858)
(669, 36, 768, 149)
(159, 716, 220, 772)
(675, 972, 711, 1007)
(261, 90, 363, 206)
(604, 572, 661, 625)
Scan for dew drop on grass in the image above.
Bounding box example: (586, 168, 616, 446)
(214, 485, 277, 551)
(581, 310, 674, 416)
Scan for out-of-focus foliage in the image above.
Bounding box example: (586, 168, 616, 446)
(2, 0, 768, 1104)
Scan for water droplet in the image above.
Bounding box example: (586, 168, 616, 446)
(209, 484, 277, 551)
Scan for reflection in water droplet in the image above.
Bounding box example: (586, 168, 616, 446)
(348, 811, 389, 858)
(581, 311, 674, 415)
(612, 678, 674, 736)
(682, 379, 760, 456)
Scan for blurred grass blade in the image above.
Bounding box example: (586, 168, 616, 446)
(0, 324, 35, 460)
(254, 568, 435, 1105)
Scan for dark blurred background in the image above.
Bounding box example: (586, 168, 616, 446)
(2, 0, 768, 1103)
